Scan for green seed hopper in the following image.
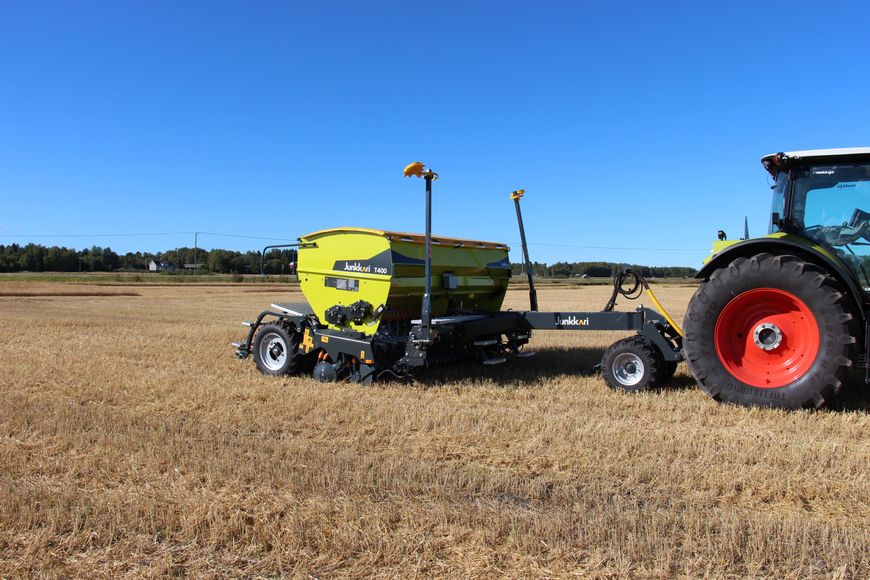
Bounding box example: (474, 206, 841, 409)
(297, 227, 512, 335)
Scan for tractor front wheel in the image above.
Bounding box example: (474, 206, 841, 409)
(683, 253, 856, 409)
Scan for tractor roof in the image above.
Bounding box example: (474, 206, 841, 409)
(762, 147, 870, 175)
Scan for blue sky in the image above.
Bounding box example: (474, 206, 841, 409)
(1, 1, 869, 266)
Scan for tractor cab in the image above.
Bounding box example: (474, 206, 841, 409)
(763, 148, 870, 293)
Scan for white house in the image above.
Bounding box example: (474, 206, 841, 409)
(148, 260, 174, 272)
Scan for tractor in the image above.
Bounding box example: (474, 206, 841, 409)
(684, 148, 870, 409)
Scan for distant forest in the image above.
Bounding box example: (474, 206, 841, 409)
(0, 243, 697, 277)
(510, 262, 697, 279)
(0, 244, 297, 274)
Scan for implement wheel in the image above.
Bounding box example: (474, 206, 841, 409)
(601, 336, 662, 392)
(683, 253, 856, 409)
(660, 360, 678, 382)
(253, 322, 313, 376)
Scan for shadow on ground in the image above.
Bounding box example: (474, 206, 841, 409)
(412, 346, 604, 387)
(828, 376, 870, 412)
(411, 345, 696, 390)
(407, 347, 869, 411)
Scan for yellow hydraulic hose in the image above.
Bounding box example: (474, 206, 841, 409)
(643, 284, 684, 337)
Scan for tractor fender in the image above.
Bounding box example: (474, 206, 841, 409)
(696, 238, 866, 322)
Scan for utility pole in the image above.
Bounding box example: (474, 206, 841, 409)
(194, 232, 200, 275)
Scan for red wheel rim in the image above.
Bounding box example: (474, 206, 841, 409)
(714, 288, 819, 388)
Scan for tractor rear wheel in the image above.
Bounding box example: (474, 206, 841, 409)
(683, 253, 857, 409)
(253, 322, 313, 376)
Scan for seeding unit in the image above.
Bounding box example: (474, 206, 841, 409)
(234, 162, 683, 391)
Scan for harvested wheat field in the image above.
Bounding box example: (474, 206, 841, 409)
(1, 281, 868, 578)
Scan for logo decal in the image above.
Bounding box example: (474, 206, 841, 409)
(332, 249, 392, 275)
(336, 261, 389, 275)
(556, 315, 590, 326)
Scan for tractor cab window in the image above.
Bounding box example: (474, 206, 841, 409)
(769, 171, 788, 233)
(791, 163, 870, 292)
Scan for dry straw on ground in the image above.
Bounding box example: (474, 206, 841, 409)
(1, 282, 868, 578)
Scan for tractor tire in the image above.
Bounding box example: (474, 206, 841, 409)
(253, 322, 313, 377)
(601, 336, 663, 392)
(683, 253, 857, 409)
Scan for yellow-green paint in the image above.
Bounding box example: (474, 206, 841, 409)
(703, 232, 843, 265)
(705, 239, 742, 261)
(297, 227, 512, 335)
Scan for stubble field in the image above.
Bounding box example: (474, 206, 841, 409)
(0, 282, 868, 578)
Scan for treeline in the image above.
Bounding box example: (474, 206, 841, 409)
(0, 243, 696, 278)
(0, 244, 298, 274)
(510, 261, 696, 278)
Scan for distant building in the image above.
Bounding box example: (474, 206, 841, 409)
(148, 260, 175, 272)
(183, 263, 196, 270)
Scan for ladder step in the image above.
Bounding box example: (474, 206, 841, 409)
(517, 351, 537, 358)
(482, 357, 507, 366)
(231, 342, 244, 348)
(474, 339, 498, 346)
(514, 334, 529, 341)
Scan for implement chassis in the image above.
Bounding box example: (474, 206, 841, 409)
(234, 164, 683, 391)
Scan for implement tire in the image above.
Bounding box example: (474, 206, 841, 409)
(683, 253, 856, 409)
(660, 360, 678, 382)
(601, 336, 662, 392)
(253, 322, 313, 377)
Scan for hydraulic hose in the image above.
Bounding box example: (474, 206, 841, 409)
(604, 269, 684, 337)
(604, 269, 644, 311)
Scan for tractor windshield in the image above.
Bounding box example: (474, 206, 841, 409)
(790, 162, 870, 292)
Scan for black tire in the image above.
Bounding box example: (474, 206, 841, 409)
(601, 336, 662, 392)
(252, 322, 313, 376)
(683, 253, 857, 409)
(660, 360, 679, 382)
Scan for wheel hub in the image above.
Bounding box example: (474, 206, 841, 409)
(753, 322, 783, 351)
(612, 352, 644, 386)
(269, 340, 285, 360)
(714, 288, 819, 388)
(258, 332, 289, 371)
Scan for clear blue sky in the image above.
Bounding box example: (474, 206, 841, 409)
(2, 1, 869, 267)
